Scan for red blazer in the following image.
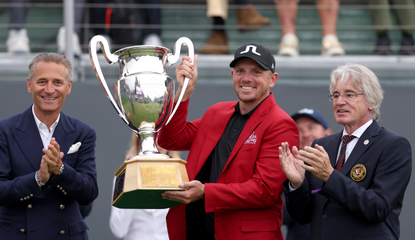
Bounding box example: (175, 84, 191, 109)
(158, 93, 299, 240)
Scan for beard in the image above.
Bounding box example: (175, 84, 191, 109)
(236, 86, 269, 104)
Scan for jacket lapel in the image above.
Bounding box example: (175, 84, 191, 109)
(327, 132, 343, 168)
(194, 102, 236, 176)
(341, 121, 380, 174)
(222, 94, 276, 174)
(10, 107, 44, 171)
(53, 112, 77, 158)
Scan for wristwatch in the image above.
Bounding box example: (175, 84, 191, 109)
(58, 164, 65, 176)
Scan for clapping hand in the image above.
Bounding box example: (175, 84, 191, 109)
(42, 137, 64, 176)
(299, 144, 333, 182)
(279, 142, 306, 189)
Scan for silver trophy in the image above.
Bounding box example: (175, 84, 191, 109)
(89, 35, 192, 209)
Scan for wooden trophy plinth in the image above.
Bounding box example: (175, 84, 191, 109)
(112, 157, 189, 209)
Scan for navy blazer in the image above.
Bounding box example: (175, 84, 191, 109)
(284, 121, 412, 240)
(0, 106, 98, 240)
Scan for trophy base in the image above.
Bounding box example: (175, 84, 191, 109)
(112, 157, 189, 209)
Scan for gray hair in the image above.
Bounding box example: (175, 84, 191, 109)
(329, 63, 383, 121)
(28, 52, 72, 81)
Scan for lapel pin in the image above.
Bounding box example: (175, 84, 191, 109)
(364, 139, 369, 145)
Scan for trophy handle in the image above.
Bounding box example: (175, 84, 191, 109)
(165, 37, 194, 125)
(89, 35, 129, 124)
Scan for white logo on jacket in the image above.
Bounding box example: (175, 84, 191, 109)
(245, 131, 257, 144)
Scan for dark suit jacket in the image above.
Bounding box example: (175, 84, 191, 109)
(284, 121, 412, 240)
(282, 192, 310, 240)
(0, 106, 99, 240)
(158, 93, 299, 240)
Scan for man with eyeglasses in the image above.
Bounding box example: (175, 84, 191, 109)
(279, 63, 412, 240)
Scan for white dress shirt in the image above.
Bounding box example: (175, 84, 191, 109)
(337, 119, 373, 164)
(109, 178, 170, 240)
(32, 105, 59, 149)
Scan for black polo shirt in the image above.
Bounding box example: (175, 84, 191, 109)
(205, 97, 266, 237)
(208, 102, 257, 183)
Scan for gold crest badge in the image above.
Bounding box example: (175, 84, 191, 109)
(350, 164, 366, 182)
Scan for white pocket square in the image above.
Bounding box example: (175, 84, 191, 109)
(67, 142, 82, 154)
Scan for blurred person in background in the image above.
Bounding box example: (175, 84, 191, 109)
(199, 0, 271, 54)
(276, 0, 345, 56)
(6, 0, 85, 56)
(368, 0, 415, 55)
(291, 108, 332, 151)
(140, 0, 163, 46)
(109, 132, 179, 240)
(89, 0, 163, 50)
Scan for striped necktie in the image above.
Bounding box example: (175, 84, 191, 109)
(335, 135, 356, 171)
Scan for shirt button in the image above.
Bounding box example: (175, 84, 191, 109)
(20, 229, 26, 233)
(322, 214, 328, 220)
(60, 204, 65, 209)
(59, 230, 65, 235)
(27, 204, 32, 209)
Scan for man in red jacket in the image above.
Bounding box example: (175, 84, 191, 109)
(159, 43, 299, 240)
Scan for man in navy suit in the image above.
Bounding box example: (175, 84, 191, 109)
(0, 52, 98, 239)
(279, 63, 412, 240)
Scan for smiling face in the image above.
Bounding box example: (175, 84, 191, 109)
(332, 78, 373, 134)
(231, 58, 278, 114)
(296, 117, 331, 150)
(27, 61, 72, 123)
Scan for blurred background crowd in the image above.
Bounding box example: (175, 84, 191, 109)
(1, 0, 414, 56)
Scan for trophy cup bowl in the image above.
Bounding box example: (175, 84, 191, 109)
(89, 35, 192, 209)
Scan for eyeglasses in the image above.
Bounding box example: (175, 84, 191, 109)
(328, 92, 364, 102)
